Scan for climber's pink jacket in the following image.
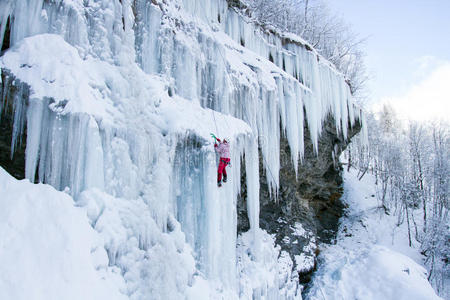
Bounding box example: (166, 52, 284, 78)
(214, 140, 230, 159)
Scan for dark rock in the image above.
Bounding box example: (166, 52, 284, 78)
(227, 0, 247, 9)
(0, 70, 29, 180)
(238, 111, 361, 291)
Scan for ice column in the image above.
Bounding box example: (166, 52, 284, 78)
(245, 135, 260, 232)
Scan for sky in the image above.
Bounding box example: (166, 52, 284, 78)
(325, 0, 450, 122)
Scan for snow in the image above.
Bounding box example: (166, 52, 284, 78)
(310, 245, 442, 300)
(78, 189, 198, 299)
(294, 253, 315, 274)
(292, 222, 308, 238)
(0, 167, 126, 300)
(306, 169, 442, 300)
(237, 229, 302, 299)
(0, 34, 114, 119)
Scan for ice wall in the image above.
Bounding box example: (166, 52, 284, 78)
(172, 0, 362, 189)
(0, 0, 365, 298)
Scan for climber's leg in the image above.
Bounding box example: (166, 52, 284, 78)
(217, 160, 225, 186)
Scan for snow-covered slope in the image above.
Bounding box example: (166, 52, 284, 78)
(0, 167, 126, 300)
(306, 169, 442, 300)
(0, 0, 366, 298)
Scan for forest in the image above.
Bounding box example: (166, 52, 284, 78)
(348, 105, 449, 295)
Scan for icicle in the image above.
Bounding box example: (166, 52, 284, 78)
(333, 75, 343, 135)
(245, 135, 260, 232)
(10, 84, 28, 158)
(296, 84, 305, 162)
(0, 1, 14, 49)
(25, 98, 43, 182)
(348, 100, 355, 129)
(135, 1, 162, 74)
(303, 88, 319, 154)
(84, 116, 105, 191)
(257, 89, 280, 194)
(360, 110, 369, 146)
(340, 79, 349, 141)
(37, 99, 51, 185)
(9, 0, 45, 47)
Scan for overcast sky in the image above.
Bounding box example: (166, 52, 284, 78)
(325, 0, 450, 122)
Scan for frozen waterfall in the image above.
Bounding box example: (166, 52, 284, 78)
(0, 0, 366, 298)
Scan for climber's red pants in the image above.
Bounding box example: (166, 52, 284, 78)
(217, 158, 230, 182)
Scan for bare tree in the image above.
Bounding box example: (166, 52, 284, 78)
(408, 122, 427, 231)
(347, 110, 449, 296)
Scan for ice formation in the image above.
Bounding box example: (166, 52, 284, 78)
(0, 0, 366, 298)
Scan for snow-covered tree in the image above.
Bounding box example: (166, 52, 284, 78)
(347, 110, 449, 296)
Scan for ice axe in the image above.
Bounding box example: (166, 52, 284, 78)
(210, 133, 217, 142)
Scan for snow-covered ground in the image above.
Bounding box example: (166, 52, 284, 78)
(306, 169, 442, 300)
(0, 167, 126, 300)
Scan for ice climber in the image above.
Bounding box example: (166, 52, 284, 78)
(211, 134, 231, 187)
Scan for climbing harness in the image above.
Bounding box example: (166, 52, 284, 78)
(220, 158, 230, 165)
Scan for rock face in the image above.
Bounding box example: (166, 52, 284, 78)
(238, 113, 361, 286)
(0, 111, 26, 180)
(0, 71, 28, 180)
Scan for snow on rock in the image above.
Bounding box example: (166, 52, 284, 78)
(0, 34, 116, 120)
(306, 169, 442, 300)
(0, 167, 126, 300)
(237, 229, 301, 299)
(294, 253, 315, 274)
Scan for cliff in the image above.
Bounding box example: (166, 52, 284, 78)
(0, 0, 364, 298)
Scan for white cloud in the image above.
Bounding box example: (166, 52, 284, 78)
(374, 60, 450, 122)
(412, 56, 445, 79)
